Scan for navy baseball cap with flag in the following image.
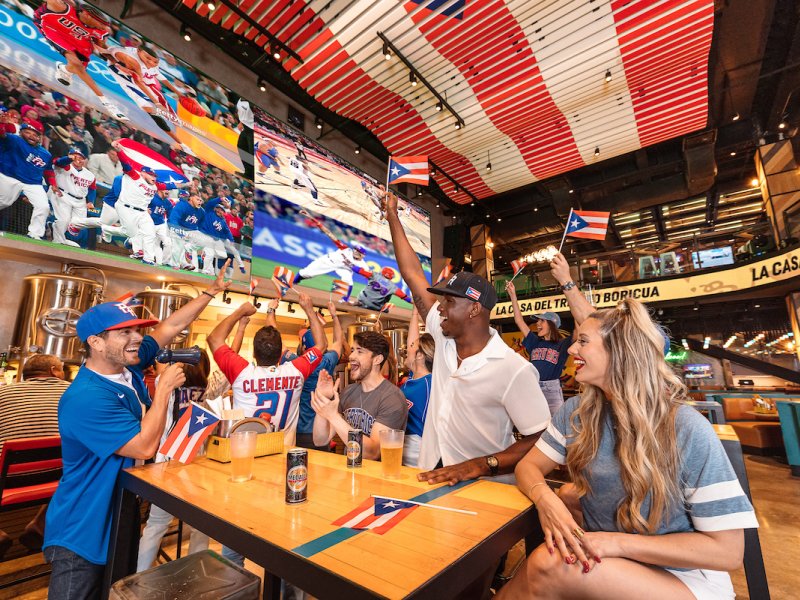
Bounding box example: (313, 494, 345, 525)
(427, 271, 497, 310)
(76, 302, 159, 342)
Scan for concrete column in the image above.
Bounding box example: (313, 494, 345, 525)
(755, 140, 800, 244)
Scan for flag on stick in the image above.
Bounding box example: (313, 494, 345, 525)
(332, 496, 418, 535)
(331, 279, 350, 298)
(387, 156, 429, 186)
(272, 266, 294, 297)
(159, 402, 220, 464)
(249, 278, 259, 296)
(434, 259, 453, 285)
(558, 208, 611, 252)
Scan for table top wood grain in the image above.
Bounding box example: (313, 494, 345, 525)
(121, 450, 536, 599)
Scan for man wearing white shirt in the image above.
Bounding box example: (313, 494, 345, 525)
(385, 193, 550, 485)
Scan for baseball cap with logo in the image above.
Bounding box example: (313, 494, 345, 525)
(139, 166, 155, 175)
(20, 121, 43, 134)
(427, 271, 498, 311)
(68, 146, 85, 157)
(76, 302, 159, 342)
(533, 312, 561, 328)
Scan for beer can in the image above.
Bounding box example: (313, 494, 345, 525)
(285, 448, 308, 504)
(346, 429, 363, 468)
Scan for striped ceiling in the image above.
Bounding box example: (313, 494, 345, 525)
(186, 0, 714, 204)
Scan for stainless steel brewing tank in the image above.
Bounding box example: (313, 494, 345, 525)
(11, 272, 104, 365)
(134, 287, 194, 348)
(346, 318, 382, 347)
(383, 328, 408, 368)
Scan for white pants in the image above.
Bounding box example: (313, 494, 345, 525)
(0, 175, 50, 239)
(70, 202, 124, 241)
(117, 202, 157, 263)
(0, 173, 23, 211)
(299, 254, 353, 283)
(51, 191, 87, 245)
(403, 434, 421, 468)
(136, 503, 209, 572)
(153, 222, 174, 266)
(222, 238, 244, 268)
(187, 230, 225, 274)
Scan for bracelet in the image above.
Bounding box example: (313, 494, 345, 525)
(202, 291, 216, 299)
(560, 281, 576, 292)
(527, 482, 549, 504)
(266, 307, 276, 314)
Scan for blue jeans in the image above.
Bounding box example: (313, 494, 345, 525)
(44, 545, 104, 600)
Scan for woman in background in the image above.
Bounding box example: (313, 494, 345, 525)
(401, 306, 434, 467)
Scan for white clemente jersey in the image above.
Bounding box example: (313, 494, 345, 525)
(55, 164, 96, 200)
(213, 344, 323, 446)
(120, 171, 157, 209)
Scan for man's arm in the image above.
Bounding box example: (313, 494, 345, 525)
(550, 252, 593, 326)
(406, 305, 420, 368)
(385, 193, 436, 319)
(311, 390, 336, 446)
(297, 292, 327, 354)
(328, 300, 344, 356)
(116, 363, 185, 459)
(150, 263, 231, 347)
(417, 434, 541, 485)
(206, 300, 257, 354)
(505, 281, 531, 337)
(230, 314, 249, 354)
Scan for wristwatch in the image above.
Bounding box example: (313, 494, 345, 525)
(266, 307, 276, 314)
(486, 455, 499, 477)
(561, 280, 576, 292)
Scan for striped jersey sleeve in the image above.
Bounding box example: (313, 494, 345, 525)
(678, 407, 759, 531)
(534, 395, 579, 465)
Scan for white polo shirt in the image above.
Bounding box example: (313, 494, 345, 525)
(418, 302, 550, 472)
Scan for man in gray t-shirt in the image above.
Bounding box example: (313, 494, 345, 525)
(312, 331, 408, 459)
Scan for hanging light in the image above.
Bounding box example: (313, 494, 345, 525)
(453, 184, 459, 193)
(594, 146, 600, 156)
(206, 1, 216, 10)
(315, 117, 323, 130)
(409, 72, 418, 87)
(454, 120, 462, 130)
(354, 145, 361, 155)
(271, 44, 281, 60)
(486, 150, 492, 172)
(732, 112, 740, 121)
(258, 79, 266, 92)
(180, 24, 192, 42)
(604, 69, 612, 82)
(383, 43, 391, 60)
(435, 101, 443, 112)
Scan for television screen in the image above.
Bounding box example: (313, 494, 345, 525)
(691, 246, 734, 269)
(253, 107, 432, 258)
(683, 364, 713, 380)
(252, 189, 432, 313)
(0, 0, 253, 283)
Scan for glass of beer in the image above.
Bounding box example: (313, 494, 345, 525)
(230, 431, 257, 482)
(379, 429, 404, 479)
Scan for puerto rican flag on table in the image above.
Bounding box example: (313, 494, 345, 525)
(332, 496, 418, 535)
(159, 402, 220, 464)
(387, 156, 429, 186)
(564, 209, 611, 241)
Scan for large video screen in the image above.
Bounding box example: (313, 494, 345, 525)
(252, 189, 432, 313)
(0, 0, 253, 283)
(253, 107, 432, 258)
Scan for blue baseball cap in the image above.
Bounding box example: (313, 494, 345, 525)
(300, 328, 314, 350)
(76, 301, 159, 342)
(139, 166, 155, 175)
(68, 146, 85, 157)
(19, 122, 43, 133)
(178, 190, 190, 198)
(533, 312, 561, 328)
(352, 243, 367, 255)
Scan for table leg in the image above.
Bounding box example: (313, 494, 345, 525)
(263, 572, 281, 600)
(102, 486, 140, 599)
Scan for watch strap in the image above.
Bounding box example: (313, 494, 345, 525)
(561, 281, 576, 292)
(486, 455, 499, 477)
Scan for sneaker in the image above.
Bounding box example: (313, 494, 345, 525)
(180, 263, 195, 271)
(101, 231, 112, 243)
(239, 266, 246, 274)
(100, 98, 128, 121)
(142, 260, 156, 266)
(57, 239, 80, 248)
(55, 62, 72, 86)
(129, 251, 143, 260)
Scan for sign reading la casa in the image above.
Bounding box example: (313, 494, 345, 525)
(491, 246, 800, 320)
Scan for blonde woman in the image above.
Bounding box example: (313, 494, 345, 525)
(401, 306, 434, 467)
(497, 299, 758, 600)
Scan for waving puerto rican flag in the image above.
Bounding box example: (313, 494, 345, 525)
(159, 402, 219, 463)
(387, 156, 429, 186)
(116, 138, 189, 185)
(564, 209, 611, 241)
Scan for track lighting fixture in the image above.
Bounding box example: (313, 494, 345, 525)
(605, 69, 612, 82)
(180, 24, 191, 42)
(410, 72, 418, 87)
(315, 117, 323, 130)
(206, 1, 215, 10)
(594, 146, 600, 156)
(454, 120, 462, 130)
(271, 44, 281, 60)
(354, 145, 361, 155)
(435, 101, 443, 112)
(454, 184, 460, 193)
(258, 79, 266, 92)
(383, 43, 391, 60)
(486, 150, 491, 172)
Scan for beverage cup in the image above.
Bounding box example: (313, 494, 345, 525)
(379, 429, 404, 478)
(230, 430, 257, 482)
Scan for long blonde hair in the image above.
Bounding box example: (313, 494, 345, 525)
(567, 298, 687, 534)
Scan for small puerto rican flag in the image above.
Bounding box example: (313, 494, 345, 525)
(159, 402, 220, 464)
(249, 278, 259, 296)
(332, 496, 418, 535)
(331, 279, 351, 298)
(387, 156, 429, 186)
(465, 286, 481, 301)
(564, 209, 611, 241)
(510, 259, 528, 277)
(272, 266, 294, 297)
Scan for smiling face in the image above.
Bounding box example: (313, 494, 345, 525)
(20, 128, 41, 146)
(436, 294, 477, 337)
(568, 318, 610, 391)
(348, 342, 380, 382)
(535, 319, 551, 337)
(141, 170, 157, 185)
(70, 153, 86, 168)
(89, 327, 144, 369)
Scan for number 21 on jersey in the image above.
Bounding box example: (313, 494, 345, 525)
(254, 390, 294, 429)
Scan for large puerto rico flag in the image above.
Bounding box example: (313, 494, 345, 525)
(116, 138, 189, 185)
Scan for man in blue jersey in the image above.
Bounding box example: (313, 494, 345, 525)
(203, 199, 246, 275)
(43, 266, 232, 600)
(168, 192, 205, 271)
(0, 118, 56, 240)
(149, 188, 174, 267)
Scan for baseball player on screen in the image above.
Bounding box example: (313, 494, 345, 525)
(204, 198, 247, 275)
(350, 266, 412, 311)
(0, 116, 56, 240)
(50, 147, 97, 247)
(34, 0, 127, 121)
(292, 209, 367, 301)
(148, 188, 174, 267)
(167, 192, 204, 271)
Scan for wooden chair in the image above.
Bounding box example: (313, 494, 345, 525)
(0, 436, 62, 590)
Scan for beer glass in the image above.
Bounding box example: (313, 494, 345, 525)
(379, 429, 404, 478)
(230, 430, 257, 482)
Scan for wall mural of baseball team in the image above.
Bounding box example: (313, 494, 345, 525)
(0, 0, 255, 282)
(0, 0, 432, 301)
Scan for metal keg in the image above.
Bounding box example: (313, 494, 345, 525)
(346, 316, 383, 347)
(10, 265, 105, 366)
(134, 284, 197, 348)
(383, 328, 408, 368)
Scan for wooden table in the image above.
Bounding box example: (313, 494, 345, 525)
(744, 410, 780, 421)
(104, 450, 539, 599)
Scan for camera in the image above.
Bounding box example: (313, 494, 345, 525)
(155, 345, 203, 365)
